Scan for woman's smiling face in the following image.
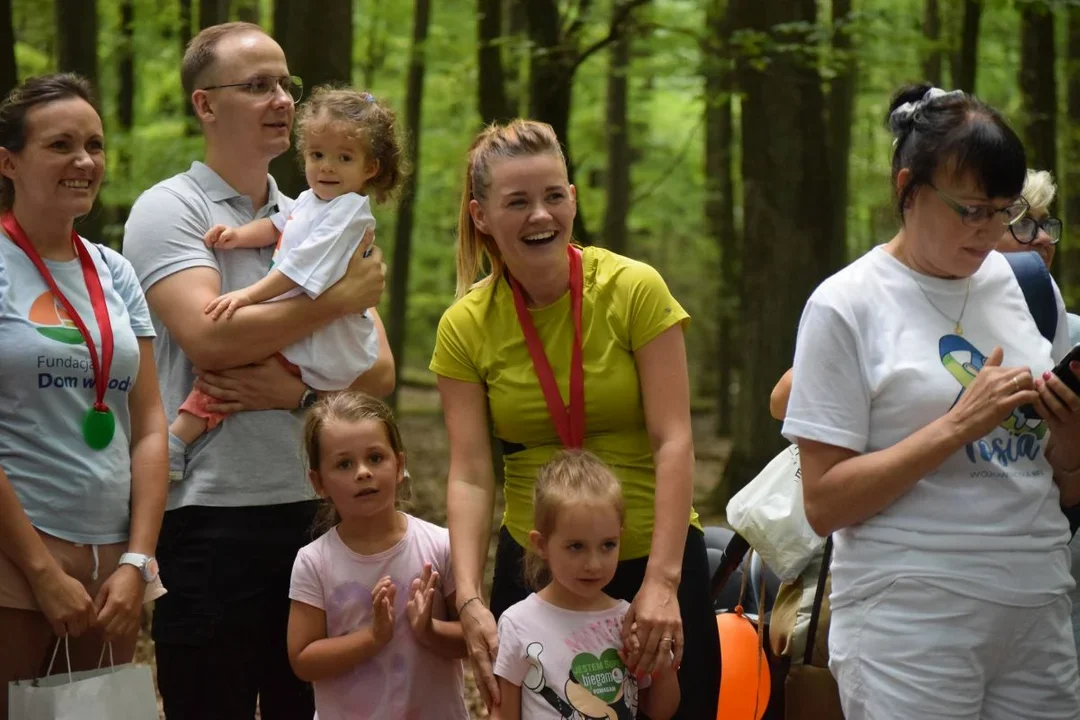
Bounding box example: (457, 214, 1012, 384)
(468, 153, 577, 278)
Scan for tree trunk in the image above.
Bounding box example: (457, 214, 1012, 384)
(1063, 5, 1080, 293)
(602, 21, 632, 254)
(388, 0, 431, 410)
(525, 0, 574, 154)
(55, 0, 104, 242)
(119, 0, 135, 131)
(271, 0, 354, 197)
(235, 0, 259, 24)
(1019, 2, 1057, 183)
(922, 0, 942, 86)
(56, 0, 98, 84)
(954, 0, 981, 92)
(719, 0, 834, 501)
(199, 0, 230, 29)
(179, 0, 194, 121)
(0, 0, 16, 101)
(704, 0, 737, 437)
(828, 0, 856, 273)
(477, 0, 513, 124)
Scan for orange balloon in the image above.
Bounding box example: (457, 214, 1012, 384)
(716, 612, 771, 720)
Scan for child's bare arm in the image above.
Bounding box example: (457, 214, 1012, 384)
(407, 567, 467, 659)
(641, 669, 680, 720)
(204, 218, 279, 250)
(488, 678, 522, 720)
(204, 269, 300, 321)
(287, 580, 397, 681)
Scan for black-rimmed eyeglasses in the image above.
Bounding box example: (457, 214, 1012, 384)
(201, 75, 303, 103)
(1010, 215, 1063, 245)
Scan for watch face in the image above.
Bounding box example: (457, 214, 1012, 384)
(146, 557, 159, 580)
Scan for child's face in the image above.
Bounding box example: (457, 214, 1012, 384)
(309, 418, 404, 523)
(302, 120, 378, 201)
(533, 503, 621, 601)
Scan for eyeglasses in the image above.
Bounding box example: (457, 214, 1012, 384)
(201, 75, 303, 103)
(1009, 215, 1063, 245)
(931, 185, 1029, 228)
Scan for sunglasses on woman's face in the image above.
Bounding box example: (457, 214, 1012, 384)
(1009, 215, 1063, 245)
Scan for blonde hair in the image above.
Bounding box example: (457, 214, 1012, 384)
(1022, 169, 1057, 216)
(295, 86, 407, 204)
(523, 450, 625, 590)
(455, 119, 567, 299)
(302, 391, 411, 534)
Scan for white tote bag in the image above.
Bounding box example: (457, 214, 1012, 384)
(8, 640, 159, 720)
(726, 444, 826, 582)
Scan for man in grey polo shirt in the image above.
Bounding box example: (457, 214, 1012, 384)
(123, 22, 393, 719)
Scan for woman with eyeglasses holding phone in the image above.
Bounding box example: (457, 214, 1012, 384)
(783, 85, 1080, 718)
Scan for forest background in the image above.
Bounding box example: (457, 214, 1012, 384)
(4, 0, 1074, 507)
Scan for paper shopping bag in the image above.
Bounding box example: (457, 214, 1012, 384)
(8, 641, 158, 720)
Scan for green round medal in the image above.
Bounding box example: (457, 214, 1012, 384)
(83, 406, 116, 450)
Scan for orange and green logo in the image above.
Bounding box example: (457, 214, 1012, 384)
(28, 292, 83, 345)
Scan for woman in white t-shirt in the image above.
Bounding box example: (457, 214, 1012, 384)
(783, 84, 1080, 719)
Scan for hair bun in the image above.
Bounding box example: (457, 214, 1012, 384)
(886, 83, 934, 135)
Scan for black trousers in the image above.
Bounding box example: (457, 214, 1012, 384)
(152, 502, 319, 720)
(490, 525, 721, 719)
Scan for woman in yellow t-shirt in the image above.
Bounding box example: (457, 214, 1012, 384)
(430, 119, 719, 718)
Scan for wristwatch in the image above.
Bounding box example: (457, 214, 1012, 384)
(118, 553, 159, 583)
(299, 387, 318, 410)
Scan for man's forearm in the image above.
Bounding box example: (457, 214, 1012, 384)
(149, 271, 344, 371)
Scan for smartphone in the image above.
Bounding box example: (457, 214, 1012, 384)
(1051, 344, 1080, 397)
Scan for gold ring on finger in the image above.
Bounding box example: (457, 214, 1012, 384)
(1012, 377, 1021, 394)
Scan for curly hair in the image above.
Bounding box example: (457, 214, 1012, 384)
(295, 86, 407, 204)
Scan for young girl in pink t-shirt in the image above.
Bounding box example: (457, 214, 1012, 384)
(287, 392, 469, 720)
(491, 451, 680, 720)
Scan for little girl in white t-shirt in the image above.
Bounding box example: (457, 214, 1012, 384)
(287, 391, 469, 720)
(491, 451, 680, 720)
(167, 87, 403, 477)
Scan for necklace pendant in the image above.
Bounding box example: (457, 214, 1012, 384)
(955, 323, 963, 335)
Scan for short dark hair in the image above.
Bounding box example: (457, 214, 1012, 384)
(181, 21, 266, 99)
(0, 73, 98, 212)
(886, 83, 1026, 218)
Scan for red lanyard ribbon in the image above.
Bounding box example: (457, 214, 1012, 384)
(508, 244, 585, 449)
(2, 212, 114, 413)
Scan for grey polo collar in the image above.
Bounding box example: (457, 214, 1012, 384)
(187, 161, 283, 211)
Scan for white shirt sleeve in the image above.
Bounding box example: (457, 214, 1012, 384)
(493, 612, 528, 686)
(782, 289, 871, 453)
(1050, 279, 1073, 361)
(274, 193, 376, 298)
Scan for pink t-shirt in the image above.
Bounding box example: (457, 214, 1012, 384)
(494, 594, 650, 719)
(289, 514, 469, 720)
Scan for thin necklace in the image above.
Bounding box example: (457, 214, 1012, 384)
(914, 277, 971, 335)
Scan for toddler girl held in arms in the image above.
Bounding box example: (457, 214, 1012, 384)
(288, 392, 469, 720)
(492, 451, 680, 720)
(169, 88, 403, 473)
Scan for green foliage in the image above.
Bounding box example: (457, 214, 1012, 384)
(8, 0, 1065, 395)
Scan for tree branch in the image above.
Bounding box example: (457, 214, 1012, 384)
(570, 0, 651, 74)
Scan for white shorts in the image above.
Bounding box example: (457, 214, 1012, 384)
(829, 577, 1079, 720)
